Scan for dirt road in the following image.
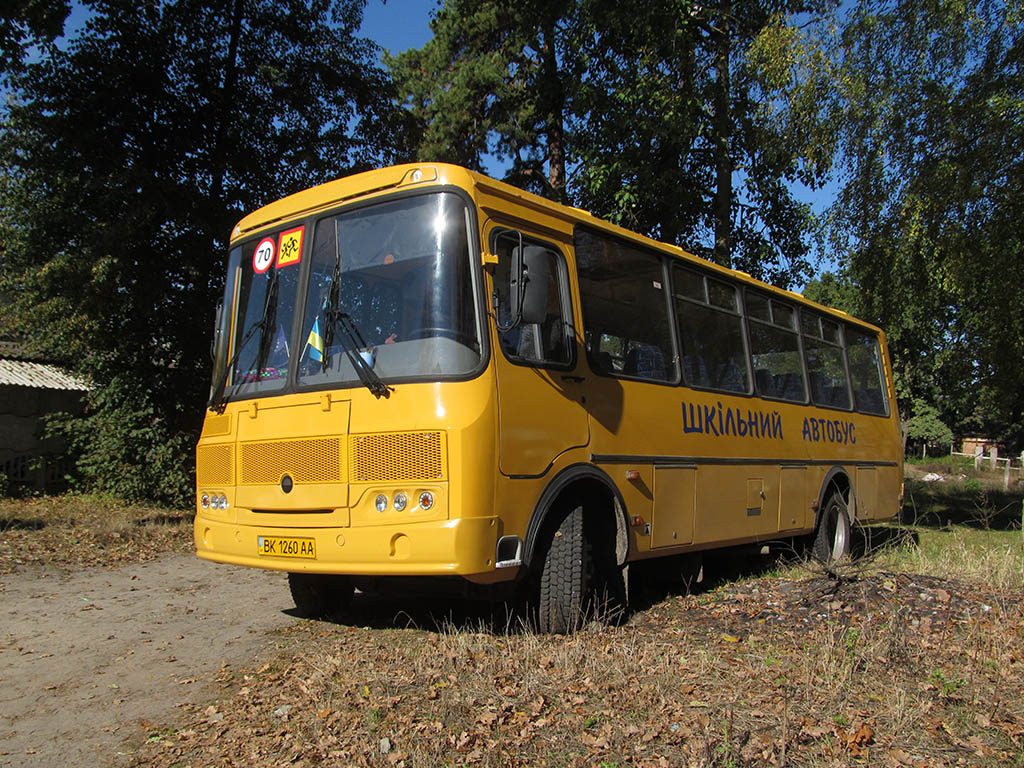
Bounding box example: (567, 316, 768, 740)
(0, 554, 295, 767)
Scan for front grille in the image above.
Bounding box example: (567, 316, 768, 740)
(239, 437, 342, 484)
(349, 431, 445, 482)
(197, 444, 234, 485)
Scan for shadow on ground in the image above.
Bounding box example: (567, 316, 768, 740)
(297, 541, 805, 635)
(902, 479, 1023, 531)
(0, 517, 46, 531)
(285, 512, 943, 636)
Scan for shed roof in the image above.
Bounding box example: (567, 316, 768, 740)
(0, 357, 89, 391)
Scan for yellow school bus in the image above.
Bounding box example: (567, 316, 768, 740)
(195, 163, 902, 632)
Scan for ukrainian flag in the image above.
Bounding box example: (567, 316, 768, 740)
(306, 316, 324, 362)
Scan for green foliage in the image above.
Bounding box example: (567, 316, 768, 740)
(46, 380, 197, 507)
(0, 1, 70, 75)
(801, 272, 861, 314)
(780, 0, 1024, 448)
(0, 0, 400, 505)
(387, 0, 575, 198)
(573, 0, 825, 286)
(903, 398, 954, 451)
(391, 0, 828, 288)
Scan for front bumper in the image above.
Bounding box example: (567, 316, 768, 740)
(194, 514, 500, 576)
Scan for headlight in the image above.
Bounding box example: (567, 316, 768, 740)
(375, 494, 388, 512)
(200, 493, 210, 509)
(393, 492, 408, 512)
(418, 491, 434, 510)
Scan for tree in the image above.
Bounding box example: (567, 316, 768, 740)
(0, 0, 70, 75)
(903, 398, 954, 457)
(390, 0, 828, 287)
(785, 0, 1024, 447)
(801, 272, 860, 316)
(387, 0, 577, 199)
(575, 0, 828, 284)
(0, 0, 400, 504)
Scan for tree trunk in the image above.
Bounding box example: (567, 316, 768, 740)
(711, 8, 731, 268)
(540, 19, 565, 201)
(210, 0, 244, 205)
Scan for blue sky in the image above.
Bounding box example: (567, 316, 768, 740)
(360, 0, 435, 56)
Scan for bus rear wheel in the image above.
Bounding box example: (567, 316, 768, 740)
(287, 572, 354, 619)
(813, 490, 851, 566)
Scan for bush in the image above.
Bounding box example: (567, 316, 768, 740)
(46, 377, 195, 509)
(904, 398, 953, 455)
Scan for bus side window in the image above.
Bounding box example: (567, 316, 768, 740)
(746, 291, 806, 402)
(673, 266, 749, 393)
(493, 232, 572, 366)
(802, 311, 852, 409)
(575, 228, 677, 384)
(846, 327, 889, 415)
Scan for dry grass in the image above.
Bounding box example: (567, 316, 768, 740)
(4, 487, 1020, 766)
(134, 526, 1024, 768)
(0, 493, 193, 573)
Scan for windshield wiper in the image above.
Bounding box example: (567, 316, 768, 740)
(320, 239, 392, 399)
(208, 270, 279, 412)
(335, 311, 392, 399)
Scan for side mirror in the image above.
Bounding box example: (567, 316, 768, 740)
(518, 245, 550, 325)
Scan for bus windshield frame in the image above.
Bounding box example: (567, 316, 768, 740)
(211, 190, 485, 405)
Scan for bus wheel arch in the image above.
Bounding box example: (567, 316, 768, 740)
(813, 468, 853, 566)
(522, 464, 629, 632)
(523, 464, 629, 569)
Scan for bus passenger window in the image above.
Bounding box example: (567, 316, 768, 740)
(575, 228, 677, 383)
(673, 267, 749, 393)
(746, 291, 806, 402)
(493, 232, 571, 366)
(802, 311, 851, 409)
(846, 328, 889, 415)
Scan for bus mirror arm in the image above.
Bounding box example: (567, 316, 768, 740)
(499, 244, 550, 331)
(504, 237, 526, 331)
(209, 299, 223, 363)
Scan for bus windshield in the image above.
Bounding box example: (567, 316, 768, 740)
(215, 191, 481, 404)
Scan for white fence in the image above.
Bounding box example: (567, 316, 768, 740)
(950, 447, 1023, 489)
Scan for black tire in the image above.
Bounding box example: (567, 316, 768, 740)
(538, 505, 591, 634)
(813, 490, 851, 566)
(287, 572, 354, 619)
(536, 504, 626, 633)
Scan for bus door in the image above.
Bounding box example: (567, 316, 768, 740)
(487, 226, 589, 477)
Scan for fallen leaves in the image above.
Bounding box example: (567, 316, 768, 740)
(843, 722, 875, 757)
(0, 495, 193, 573)
(130, 570, 1023, 768)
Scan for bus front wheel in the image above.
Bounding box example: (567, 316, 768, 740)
(537, 505, 591, 633)
(287, 572, 354, 619)
(813, 490, 851, 566)
(536, 503, 625, 633)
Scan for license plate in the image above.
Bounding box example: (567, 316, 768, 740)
(257, 535, 316, 559)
